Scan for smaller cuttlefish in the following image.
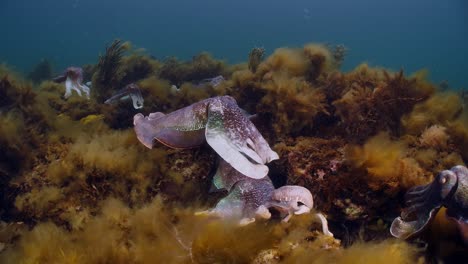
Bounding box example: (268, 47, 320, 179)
(133, 95, 279, 179)
(391, 165, 468, 245)
(199, 159, 334, 236)
(53, 67, 90, 99)
(105, 83, 144, 109)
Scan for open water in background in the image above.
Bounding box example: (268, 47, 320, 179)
(0, 0, 467, 88)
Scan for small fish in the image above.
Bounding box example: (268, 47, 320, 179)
(105, 83, 144, 109)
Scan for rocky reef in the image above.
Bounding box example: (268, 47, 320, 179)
(0, 41, 467, 263)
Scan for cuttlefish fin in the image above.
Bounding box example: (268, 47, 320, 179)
(205, 102, 268, 179)
(133, 113, 206, 149)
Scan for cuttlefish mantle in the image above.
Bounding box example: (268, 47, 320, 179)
(133, 95, 279, 179)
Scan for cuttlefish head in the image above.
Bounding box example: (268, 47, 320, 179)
(53, 67, 83, 83)
(390, 166, 460, 240)
(444, 165, 468, 245)
(270, 185, 313, 215)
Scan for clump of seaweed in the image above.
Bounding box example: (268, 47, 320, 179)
(332, 68, 435, 142)
(326, 44, 348, 69)
(92, 39, 130, 102)
(248, 47, 265, 73)
(27, 59, 53, 84)
(419, 125, 450, 150)
(119, 53, 159, 86)
(401, 92, 463, 135)
(158, 52, 226, 86)
(345, 132, 429, 194)
(228, 44, 334, 137)
(260, 73, 328, 136)
(303, 44, 333, 82)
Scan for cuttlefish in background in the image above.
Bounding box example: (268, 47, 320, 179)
(199, 159, 333, 236)
(391, 165, 468, 245)
(53, 67, 90, 99)
(133, 95, 279, 179)
(105, 83, 144, 109)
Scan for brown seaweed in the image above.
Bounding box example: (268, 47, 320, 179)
(92, 39, 129, 102)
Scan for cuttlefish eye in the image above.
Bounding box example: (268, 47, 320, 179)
(438, 170, 458, 199)
(440, 175, 447, 184)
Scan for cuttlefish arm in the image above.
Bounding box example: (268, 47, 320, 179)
(390, 168, 459, 239)
(133, 99, 210, 149)
(52, 74, 67, 83)
(105, 83, 144, 109)
(205, 96, 279, 179)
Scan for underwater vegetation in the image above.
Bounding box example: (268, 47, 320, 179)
(27, 59, 53, 84)
(248, 47, 265, 73)
(0, 40, 467, 263)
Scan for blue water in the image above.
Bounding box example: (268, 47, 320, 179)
(1, 0, 467, 88)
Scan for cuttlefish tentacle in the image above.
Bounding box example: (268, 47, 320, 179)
(390, 206, 441, 239)
(390, 167, 460, 240)
(105, 83, 144, 109)
(133, 96, 278, 179)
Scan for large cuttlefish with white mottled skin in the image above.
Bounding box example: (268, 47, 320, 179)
(390, 165, 468, 245)
(199, 159, 333, 236)
(53, 67, 90, 99)
(133, 95, 279, 179)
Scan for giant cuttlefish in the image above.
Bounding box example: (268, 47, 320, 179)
(199, 159, 333, 236)
(53, 67, 90, 99)
(391, 165, 468, 245)
(105, 83, 144, 109)
(133, 96, 279, 179)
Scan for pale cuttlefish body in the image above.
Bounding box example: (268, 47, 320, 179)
(105, 83, 144, 109)
(53, 67, 90, 99)
(201, 159, 333, 236)
(391, 165, 468, 245)
(133, 95, 279, 179)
